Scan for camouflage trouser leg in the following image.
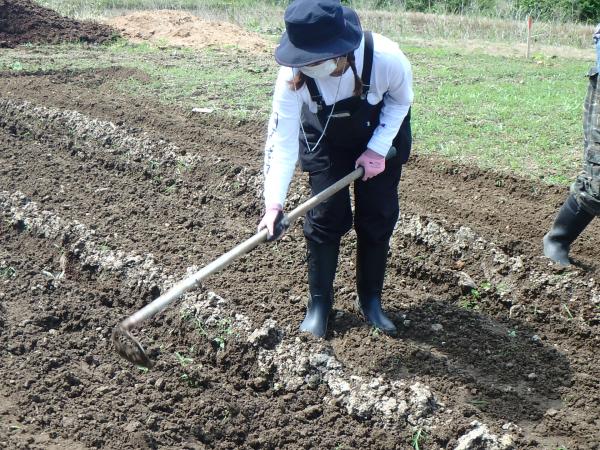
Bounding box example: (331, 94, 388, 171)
(571, 67, 600, 215)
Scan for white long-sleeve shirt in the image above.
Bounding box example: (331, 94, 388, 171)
(263, 32, 414, 207)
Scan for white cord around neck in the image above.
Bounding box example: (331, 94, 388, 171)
(294, 70, 343, 153)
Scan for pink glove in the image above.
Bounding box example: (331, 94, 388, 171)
(355, 149, 385, 181)
(258, 203, 283, 238)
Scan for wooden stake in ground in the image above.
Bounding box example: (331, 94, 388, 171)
(526, 15, 533, 59)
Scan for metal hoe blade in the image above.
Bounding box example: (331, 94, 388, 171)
(112, 325, 153, 368)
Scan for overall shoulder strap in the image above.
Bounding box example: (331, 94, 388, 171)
(361, 31, 374, 97)
(304, 76, 325, 111)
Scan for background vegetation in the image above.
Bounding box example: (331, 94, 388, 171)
(38, 0, 600, 23)
(398, 0, 599, 23)
(38, 0, 598, 49)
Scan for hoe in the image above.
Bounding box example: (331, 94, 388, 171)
(112, 148, 396, 367)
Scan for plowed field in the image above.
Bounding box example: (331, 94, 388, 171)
(1, 64, 599, 449)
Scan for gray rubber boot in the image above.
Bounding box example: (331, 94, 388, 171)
(300, 239, 340, 338)
(543, 194, 594, 266)
(356, 239, 397, 335)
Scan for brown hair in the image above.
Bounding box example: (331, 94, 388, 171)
(346, 51, 363, 97)
(287, 53, 363, 97)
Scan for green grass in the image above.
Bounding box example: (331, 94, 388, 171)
(409, 46, 588, 183)
(120, 48, 275, 117)
(112, 42, 276, 118)
(0, 39, 277, 119)
(136, 365, 150, 373)
(458, 288, 482, 309)
(411, 428, 426, 450)
(174, 351, 194, 366)
(561, 303, 574, 320)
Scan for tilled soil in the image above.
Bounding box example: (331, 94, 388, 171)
(0, 0, 115, 48)
(1, 67, 599, 449)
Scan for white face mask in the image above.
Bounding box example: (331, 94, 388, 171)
(299, 58, 337, 79)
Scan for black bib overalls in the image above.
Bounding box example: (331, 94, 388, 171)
(298, 31, 412, 245)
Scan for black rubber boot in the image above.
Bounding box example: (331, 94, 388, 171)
(300, 239, 340, 338)
(543, 194, 594, 266)
(356, 239, 397, 335)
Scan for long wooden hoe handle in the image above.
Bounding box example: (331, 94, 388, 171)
(112, 147, 396, 367)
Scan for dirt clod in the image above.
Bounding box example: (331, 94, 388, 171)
(105, 10, 270, 53)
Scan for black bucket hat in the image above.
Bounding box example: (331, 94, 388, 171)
(275, 0, 363, 68)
